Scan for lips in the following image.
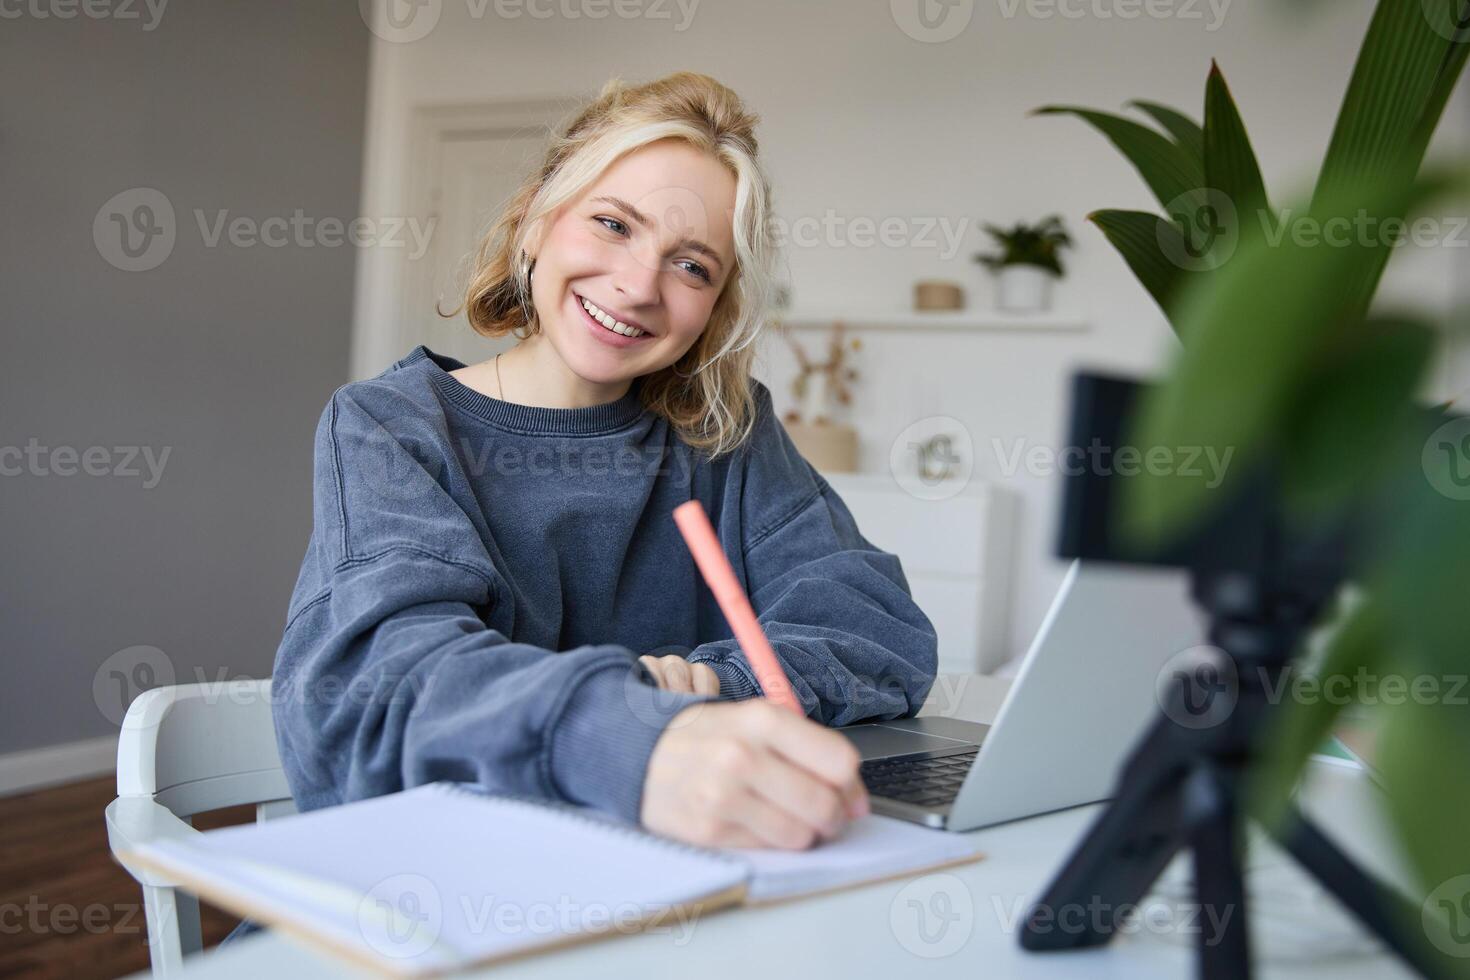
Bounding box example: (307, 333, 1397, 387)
(574, 293, 653, 348)
(576, 294, 652, 337)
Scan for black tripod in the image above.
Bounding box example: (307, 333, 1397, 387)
(1017, 569, 1449, 979)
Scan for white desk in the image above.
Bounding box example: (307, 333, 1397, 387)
(133, 676, 1414, 979)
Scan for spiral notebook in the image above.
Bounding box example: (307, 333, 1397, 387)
(122, 782, 982, 977)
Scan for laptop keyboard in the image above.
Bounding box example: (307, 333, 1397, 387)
(860, 748, 978, 808)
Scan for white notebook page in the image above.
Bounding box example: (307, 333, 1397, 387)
(136, 783, 748, 974)
(734, 813, 980, 903)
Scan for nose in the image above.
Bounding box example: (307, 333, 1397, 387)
(610, 243, 662, 309)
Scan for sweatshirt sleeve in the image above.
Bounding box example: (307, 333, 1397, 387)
(271, 385, 710, 822)
(685, 383, 939, 725)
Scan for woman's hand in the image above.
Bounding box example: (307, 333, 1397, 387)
(640, 700, 870, 850)
(639, 654, 721, 696)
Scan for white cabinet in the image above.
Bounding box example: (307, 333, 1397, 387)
(823, 473, 1015, 674)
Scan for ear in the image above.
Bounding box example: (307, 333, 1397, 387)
(520, 210, 551, 261)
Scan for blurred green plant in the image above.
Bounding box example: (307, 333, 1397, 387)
(1037, 0, 1470, 959)
(973, 215, 1072, 275)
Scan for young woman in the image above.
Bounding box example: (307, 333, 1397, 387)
(271, 71, 939, 852)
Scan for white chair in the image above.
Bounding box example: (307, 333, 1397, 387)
(104, 679, 296, 977)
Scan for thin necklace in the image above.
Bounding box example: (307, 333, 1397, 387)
(495, 353, 504, 401)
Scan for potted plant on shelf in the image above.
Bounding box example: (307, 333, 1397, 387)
(973, 215, 1071, 313)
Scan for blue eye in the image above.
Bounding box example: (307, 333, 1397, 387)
(595, 216, 628, 235)
(678, 260, 712, 283)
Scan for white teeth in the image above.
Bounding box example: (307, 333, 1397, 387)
(580, 296, 645, 338)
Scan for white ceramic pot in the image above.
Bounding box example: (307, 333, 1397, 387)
(995, 265, 1055, 313)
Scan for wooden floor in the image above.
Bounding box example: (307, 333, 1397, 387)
(0, 776, 253, 980)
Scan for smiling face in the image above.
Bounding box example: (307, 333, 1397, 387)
(526, 138, 738, 388)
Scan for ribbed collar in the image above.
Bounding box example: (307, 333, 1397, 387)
(402, 345, 648, 436)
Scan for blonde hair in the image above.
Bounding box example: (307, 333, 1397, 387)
(439, 71, 778, 460)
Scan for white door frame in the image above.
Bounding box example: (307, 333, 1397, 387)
(352, 95, 585, 379)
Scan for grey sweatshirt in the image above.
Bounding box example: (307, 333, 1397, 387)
(270, 344, 939, 824)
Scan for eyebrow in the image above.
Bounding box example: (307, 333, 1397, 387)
(591, 195, 726, 274)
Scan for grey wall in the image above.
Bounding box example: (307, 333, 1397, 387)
(1, 3, 368, 753)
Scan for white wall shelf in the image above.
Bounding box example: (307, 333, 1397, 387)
(776, 309, 1088, 333)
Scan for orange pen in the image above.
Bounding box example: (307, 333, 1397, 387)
(671, 499, 804, 715)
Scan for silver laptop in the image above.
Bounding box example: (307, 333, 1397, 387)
(836, 560, 1205, 831)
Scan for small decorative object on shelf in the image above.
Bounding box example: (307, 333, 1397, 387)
(913, 280, 965, 311)
(974, 214, 1072, 313)
(780, 320, 861, 473)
